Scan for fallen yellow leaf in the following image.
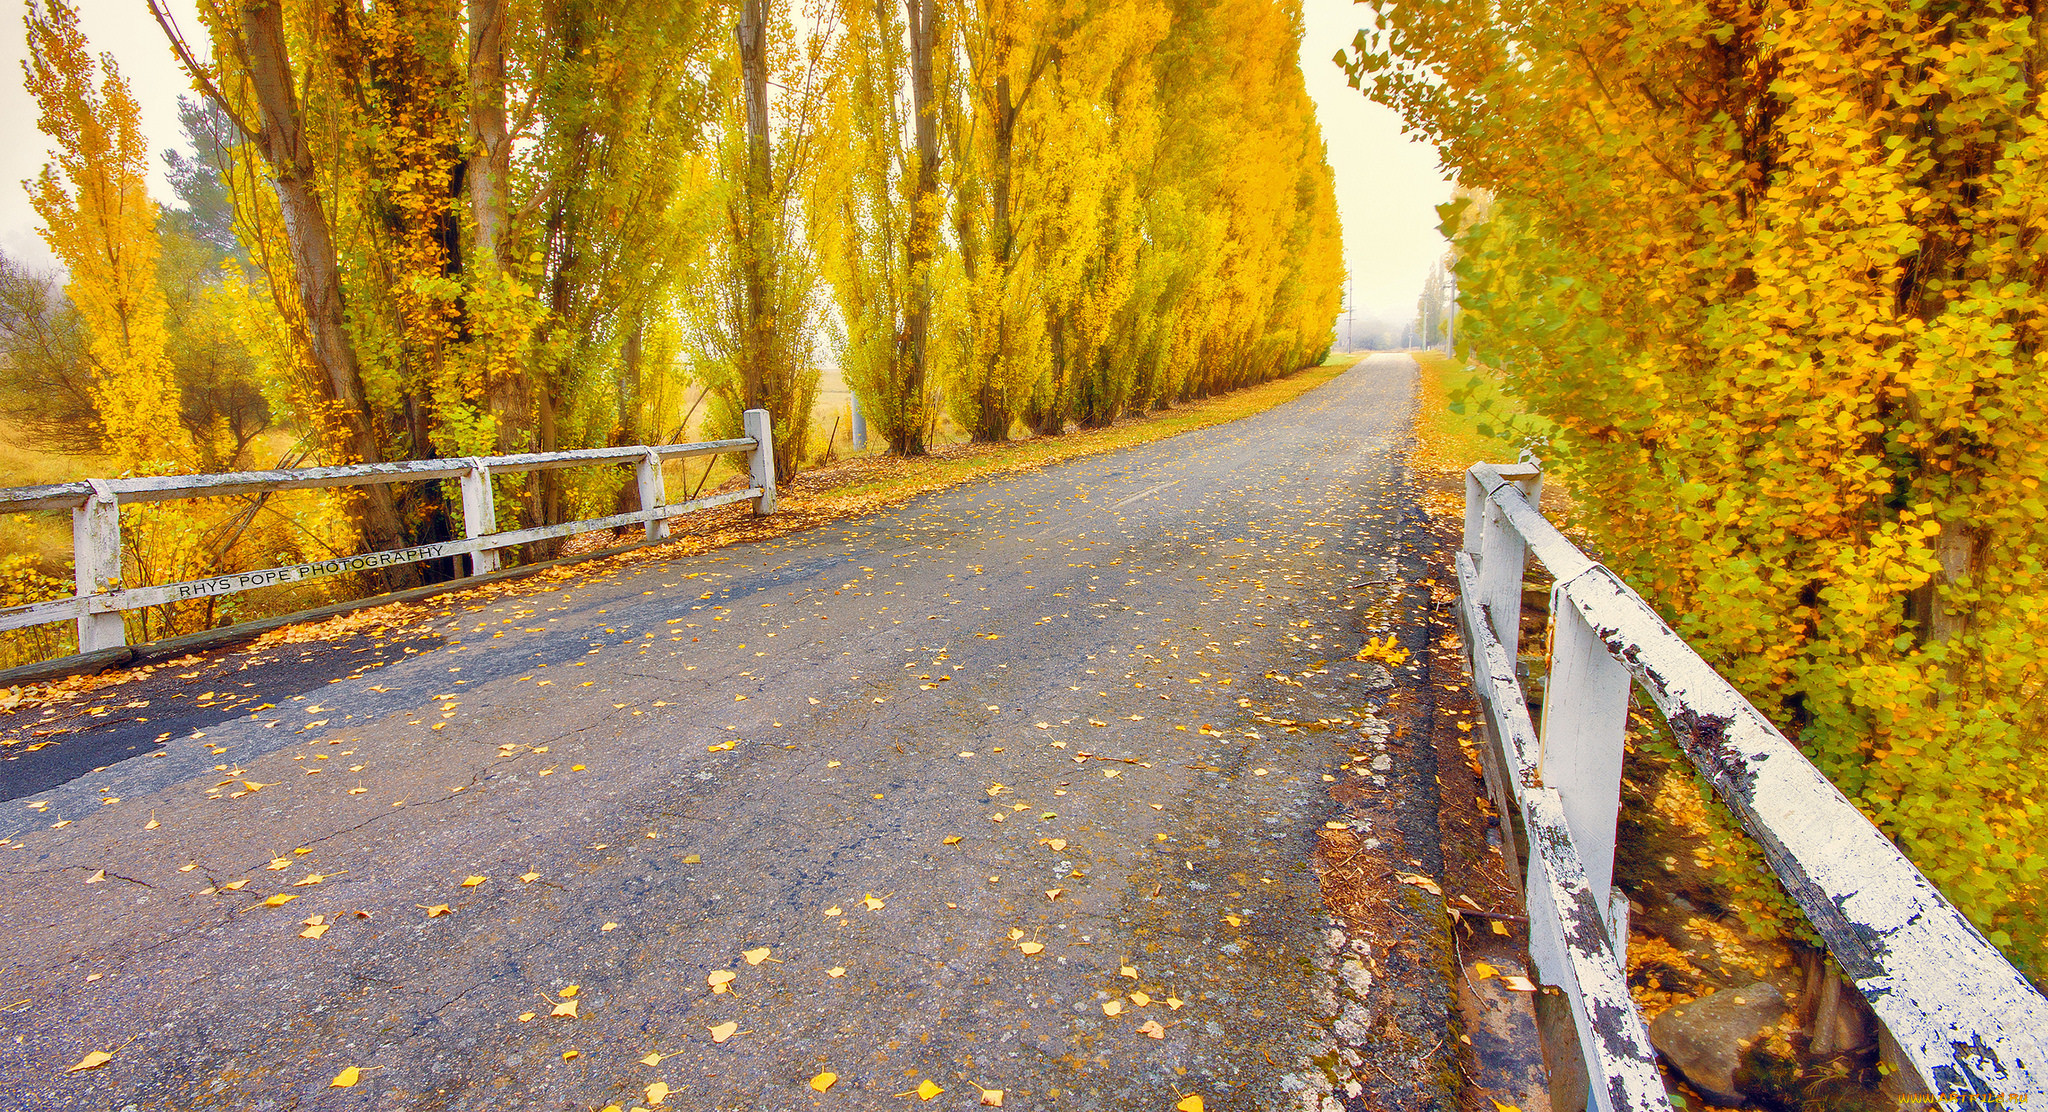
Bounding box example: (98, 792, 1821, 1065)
(646, 1080, 670, 1104)
(562, 1049, 579, 1060)
(811, 1071, 838, 1092)
(301, 923, 329, 939)
(827, 966, 846, 978)
(67, 1050, 113, 1073)
(942, 835, 962, 845)
(707, 970, 736, 993)
(220, 879, 249, 891)
(1131, 991, 1151, 1006)
(1044, 838, 1067, 851)
(330, 1065, 361, 1087)
(708, 1021, 737, 1043)
(1120, 964, 1138, 979)
(559, 985, 579, 998)
(462, 875, 486, 887)
(602, 922, 619, 932)
(917, 1079, 943, 1100)
(824, 905, 842, 917)
(1472, 962, 1498, 980)
(551, 999, 578, 1018)
(863, 894, 885, 910)
(981, 1089, 1005, 1106)
(519, 1012, 536, 1022)
(682, 854, 700, 864)
(1102, 1000, 1123, 1016)
(265, 858, 290, 870)
(521, 872, 541, 883)
(262, 893, 296, 907)
(1138, 1019, 1166, 1038)
(1492, 1100, 1522, 1112)
(423, 904, 451, 918)
(1166, 996, 1184, 1010)
(1017, 941, 1044, 955)
(1177, 1096, 1204, 1112)
(742, 946, 771, 965)
(84, 869, 105, 885)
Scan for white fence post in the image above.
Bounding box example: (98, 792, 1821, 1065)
(636, 448, 670, 541)
(1476, 498, 1529, 656)
(1538, 590, 1635, 945)
(743, 408, 776, 516)
(72, 479, 125, 652)
(459, 459, 500, 576)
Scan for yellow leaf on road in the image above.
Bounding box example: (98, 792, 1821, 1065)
(1102, 1000, 1123, 1016)
(708, 971, 736, 993)
(602, 922, 619, 932)
(301, 923, 329, 939)
(422, 904, 451, 918)
(742, 946, 771, 965)
(1177, 1096, 1205, 1112)
(521, 872, 541, 883)
(1017, 941, 1044, 955)
(646, 1080, 670, 1104)
(1166, 996, 1184, 1010)
(917, 1079, 943, 1100)
(1138, 1019, 1166, 1038)
(1472, 962, 1498, 980)
(827, 967, 846, 977)
(559, 985, 579, 998)
(942, 835, 962, 845)
(84, 870, 104, 884)
(1492, 1100, 1522, 1112)
(66, 1050, 112, 1072)
(980, 1088, 1005, 1106)
(462, 875, 486, 887)
(1120, 964, 1138, 979)
(262, 893, 296, 907)
(330, 1066, 361, 1087)
(682, 854, 700, 864)
(218, 879, 250, 891)
(708, 1022, 737, 1043)
(1131, 991, 1151, 1007)
(265, 858, 290, 870)
(863, 894, 885, 910)
(551, 999, 578, 1018)
(811, 1071, 837, 1092)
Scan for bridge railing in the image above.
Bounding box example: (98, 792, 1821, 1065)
(0, 409, 777, 658)
(1455, 459, 2048, 1112)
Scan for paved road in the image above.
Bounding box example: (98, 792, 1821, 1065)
(0, 354, 1450, 1111)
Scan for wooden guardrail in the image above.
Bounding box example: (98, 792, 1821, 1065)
(1455, 459, 2048, 1112)
(0, 409, 777, 658)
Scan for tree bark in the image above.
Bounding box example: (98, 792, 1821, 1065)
(899, 0, 940, 457)
(735, 0, 772, 412)
(465, 0, 510, 274)
(239, 0, 412, 571)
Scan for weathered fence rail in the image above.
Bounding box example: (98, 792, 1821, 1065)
(0, 410, 777, 658)
(1455, 459, 2048, 1112)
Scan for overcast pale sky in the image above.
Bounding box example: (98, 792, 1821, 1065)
(0, 1, 1449, 328)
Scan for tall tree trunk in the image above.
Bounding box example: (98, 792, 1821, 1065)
(973, 77, 1019, 444)
(614, 313, 645, 515)
(465, 0, 509, 273)
(466, 0, 524, 456)
(735, 0, 773, 411)
(899, 0, 940, 457)
(240, 0, 412, 575)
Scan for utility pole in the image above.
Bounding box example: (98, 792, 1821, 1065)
(1444, 267, 1457, 355)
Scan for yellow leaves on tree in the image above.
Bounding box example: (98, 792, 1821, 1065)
(24, 0, 185, 471)
(1345, 0, 2048, 972)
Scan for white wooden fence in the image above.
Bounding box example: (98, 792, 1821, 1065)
(1456, 459, 2048, 1112)
(0, 409, 777, 657)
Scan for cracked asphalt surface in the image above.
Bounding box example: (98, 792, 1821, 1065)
(0, 354, 1449, 1111)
